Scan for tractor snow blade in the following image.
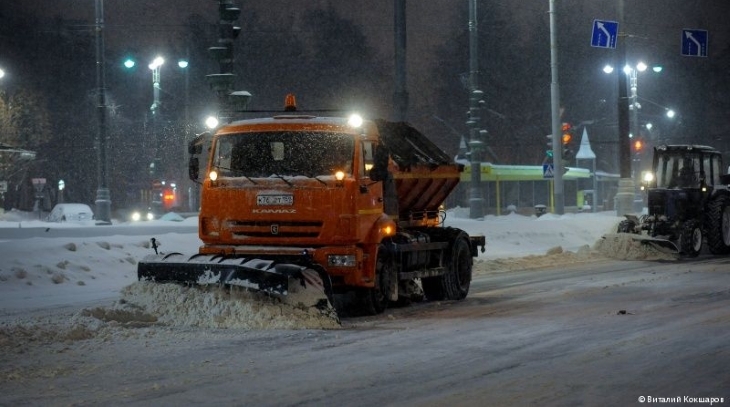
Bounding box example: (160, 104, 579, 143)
(137, 253, 322, 298)
(629, 234, 679, 254)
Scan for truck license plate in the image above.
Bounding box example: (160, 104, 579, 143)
(257, 195, 294, 206)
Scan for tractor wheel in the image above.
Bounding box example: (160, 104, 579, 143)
(358, 245, 393, 315)
(422, 235, 472, 301)
(706, 195, 730, 255)
(617, 219, 635, 233)
(679, 220, 703, 257)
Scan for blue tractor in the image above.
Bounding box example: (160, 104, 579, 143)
(618, 145, 730, 257)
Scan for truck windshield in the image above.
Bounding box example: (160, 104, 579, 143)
(656, 152, 702, 188)
(212, 131, 354, 178)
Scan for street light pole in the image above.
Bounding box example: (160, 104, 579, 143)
(178, 57, 191, 210)
(148, 56, 164, 181)
(393, 0, 408, 122)
(94, 0, 111, 224)
(467, 0, 485, 219)
(614, 0, 635, 217)
(549, 0, 565, 214)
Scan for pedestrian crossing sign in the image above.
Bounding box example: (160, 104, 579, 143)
(543, 164, 554, 179)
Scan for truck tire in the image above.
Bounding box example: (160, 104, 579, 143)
(422, 235, 472, 301)
(443, 236, 472, 300)
(679, 219, 702, 257)
(358, 245, 393, 315)
(706, 194, 730, 254)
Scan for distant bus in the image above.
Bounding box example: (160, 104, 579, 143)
(151, 180, 179, 213)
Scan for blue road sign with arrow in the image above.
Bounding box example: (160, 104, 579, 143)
(681, 29, 708, 57)
(591, 19, 618, 49)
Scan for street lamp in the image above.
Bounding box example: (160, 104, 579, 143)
(604, 62, 663, 138)
(148, 56, 164, 181)
(58, 180, 65, 203)
(148, 56, 164, 117)
(178, 58, 191, 210)
(205, 116, 219, 129)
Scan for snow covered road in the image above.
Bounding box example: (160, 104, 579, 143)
(2, 256, 729, 406)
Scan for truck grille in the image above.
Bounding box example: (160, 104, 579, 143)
(227, 220, 323, 238)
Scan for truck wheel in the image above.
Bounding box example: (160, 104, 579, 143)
(679, 220, 702, 257)
(358, 245, 393, 315)
(422, 236, 472, 301)
(443, 237, 472, 300)
(706, 195, 730, 254)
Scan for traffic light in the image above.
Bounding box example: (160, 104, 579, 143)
(561, 122, 573, 145)
(561, 122, 574, 164)
(207, 1, 245, 119)
(210, 1, 241, 75)
(545, 134, 554, 162)
(633, 139, 644, 154)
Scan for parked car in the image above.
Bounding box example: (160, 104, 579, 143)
(47, 203, 94, 223)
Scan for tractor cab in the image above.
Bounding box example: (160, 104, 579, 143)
(645, 145, 722, 191)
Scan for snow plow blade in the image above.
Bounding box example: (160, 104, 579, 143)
(627, 234, 680, 254)
(137, 253, 332, 309)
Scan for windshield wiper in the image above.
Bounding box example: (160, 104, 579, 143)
(215, 166, 258, 184)
(269, 172, 294, 187)
(282, 165, 328, 186)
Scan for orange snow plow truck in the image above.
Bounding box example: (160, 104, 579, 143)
(138, 98, 485, 315)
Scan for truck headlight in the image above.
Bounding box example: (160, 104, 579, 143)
(348, 114, 363, 128)
(328, 255, 357, 267)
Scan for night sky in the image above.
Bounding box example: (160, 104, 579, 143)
(5, 1, 730, 155)
(8, 1, 729, 121)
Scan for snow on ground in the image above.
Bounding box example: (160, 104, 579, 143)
(0, 207, 675, 335)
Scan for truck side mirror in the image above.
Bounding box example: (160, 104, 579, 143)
(188, 133, 205, 155)
(188, 132, 207, 182)
(369, 145, 390, 182)
(189, 157, 200, 182)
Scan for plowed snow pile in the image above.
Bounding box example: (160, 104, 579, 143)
(119, 282, 339, 329)
(471, 232, 678, 275)
(0, 282, 340, 354)
(111, 282, 340, 329)
(593, 233, 679, 261)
